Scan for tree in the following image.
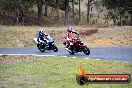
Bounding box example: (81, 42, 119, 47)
(79, 0, 81, 21)
(102, 0, 132, 25)
(72, 0, 75, 21)
(44, 0, 48, 16)
(125, 0, 132, 25)
(64, 0, 69, 25)
(0, 0, 34, 24)
(93, 0, 102, 19)
(107, 10, 118, 26)
(87, 0, 94, 24)
(54, 0, 61, 20)
(36, 0, 44, 25)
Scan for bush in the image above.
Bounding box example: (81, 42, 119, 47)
(79, 29, 98, 36)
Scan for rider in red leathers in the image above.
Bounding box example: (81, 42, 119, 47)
(63, 26, 79, 52)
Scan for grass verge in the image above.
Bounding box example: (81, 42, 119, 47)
(0, 25, 98, 47)
(0, 25, 132, 48)
(0, 56, 132, 88)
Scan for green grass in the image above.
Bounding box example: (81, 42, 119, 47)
(0, 56, 132, 88)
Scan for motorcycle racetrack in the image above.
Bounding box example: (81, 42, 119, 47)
(0, 47, 132, 63)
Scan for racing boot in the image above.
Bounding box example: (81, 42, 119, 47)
(65, 45, 72, 52)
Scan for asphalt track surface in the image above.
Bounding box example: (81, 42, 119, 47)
(0, 47, 132, 62)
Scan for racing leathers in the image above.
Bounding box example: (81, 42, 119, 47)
(37, 31, 53, 47)
(64, 30, 79, 52)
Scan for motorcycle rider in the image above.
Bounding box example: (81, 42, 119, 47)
(37, 29, 52, 47)
(64, 26, 79, 52)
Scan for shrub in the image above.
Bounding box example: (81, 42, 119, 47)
(79, 29, 98, 36)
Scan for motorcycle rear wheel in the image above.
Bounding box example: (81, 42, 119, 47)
(69, 52, 74, 55)
(37, 44, 45, 52)
(67, 45, 74, 55)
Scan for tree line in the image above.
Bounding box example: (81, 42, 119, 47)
(102, 0, 132, 26)
(0, 0, 132, 26)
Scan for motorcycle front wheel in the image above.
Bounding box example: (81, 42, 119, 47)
(53, 44, 58, 52)
(83, 46, 90, 55)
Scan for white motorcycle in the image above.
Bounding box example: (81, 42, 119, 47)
(34, 35, 58, 52)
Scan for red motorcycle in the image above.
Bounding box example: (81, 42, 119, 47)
(64, 38, 90, 55)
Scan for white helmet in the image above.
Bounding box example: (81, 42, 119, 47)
(40, 29, 44, 33)
(67, 26, 72, 32)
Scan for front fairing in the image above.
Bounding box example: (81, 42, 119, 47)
(47, 36, 54, 43)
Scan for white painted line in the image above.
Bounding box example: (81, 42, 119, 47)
(0, 54, 56, 57)
(35, 55, 56, 57)
(95, 59, 100, 60)
(72, 57, 76, 58)
(115, 61, 119, 62)
(61, 56, 67, 57)
(84, 58, 90, 59)
(0, 54, 34, 56)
